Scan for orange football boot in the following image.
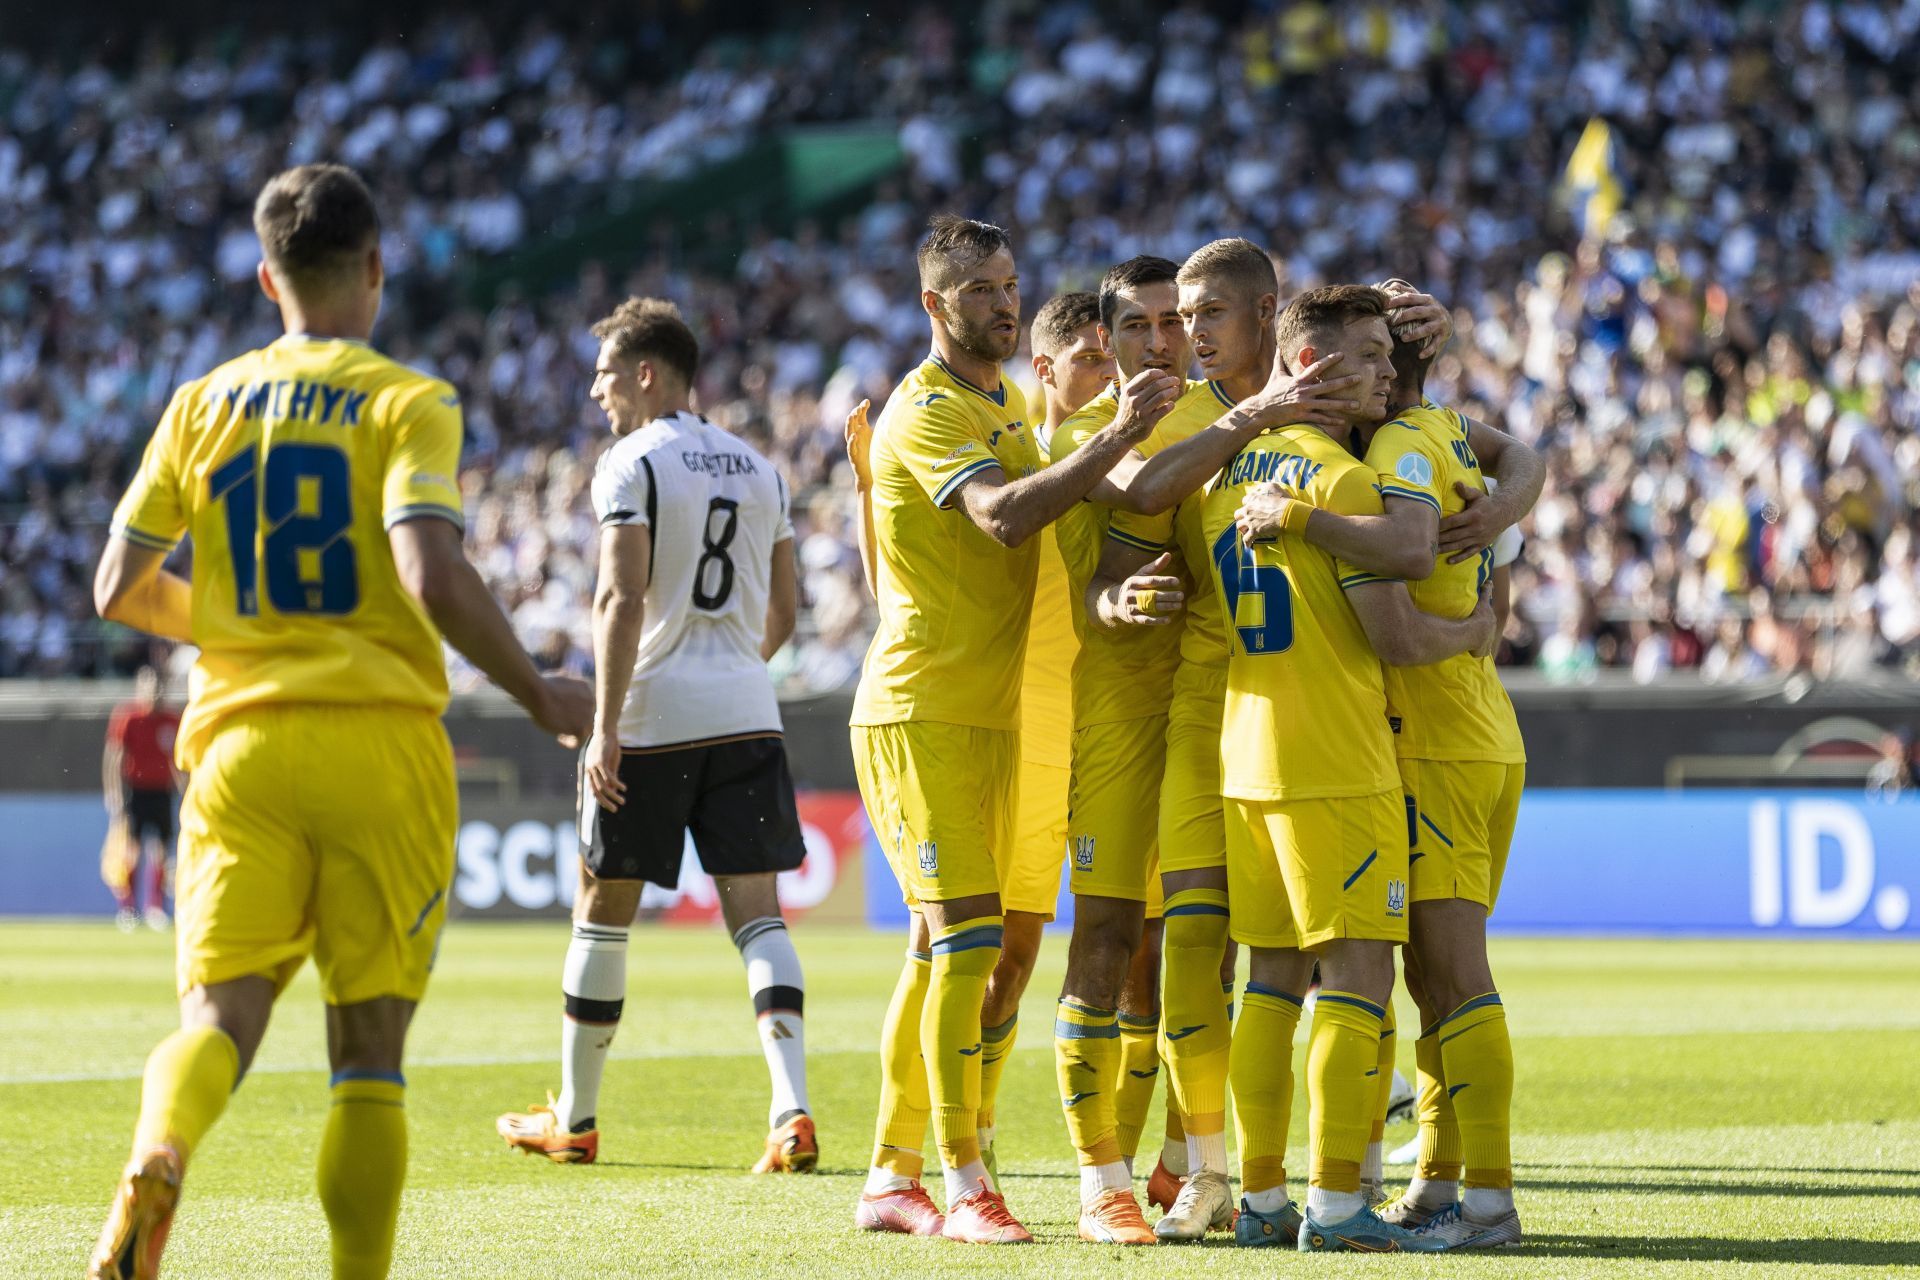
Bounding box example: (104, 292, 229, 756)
(88, 1145, 182, 1280)
(751, 1113, 818, 1173)
(496, 1092, 599, 1164)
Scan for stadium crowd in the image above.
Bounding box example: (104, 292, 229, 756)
(3, 2, 1918, 688)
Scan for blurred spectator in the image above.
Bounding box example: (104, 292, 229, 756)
(3, 3, 1919, 690)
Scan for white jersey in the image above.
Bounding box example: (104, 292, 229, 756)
(590, 410, 793, 748)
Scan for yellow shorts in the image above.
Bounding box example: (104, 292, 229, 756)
(852, 721, 1016, 906)
(1008, 758, 1068, 919)
(1227, 788, 1410, 949)
(1224, 799, 1296, 949)
(177, 705, 456, 1005)
(1158, 686, 1227, 877)
(1067, 715, 1166, 904)
(1401, 759, 1526, 909)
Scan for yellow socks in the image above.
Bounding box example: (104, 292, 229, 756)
(1306, 990, 1387, 1194)
(1414, 1028, 1463, 1184)
(1230, 983, 1303, 1205)
(1370, 1001, 1397, 1147)
(131, 1026, 239, 1164)
(1053, 998, 1122, 1172)
(1436, 993, 1513, 1189)
(1114, 1010, 1160, 1163)
(925, 918, 1001, 1179)
(870, 949, 932, 1183)
(977, 1013, 1018, 1136)
(317, 1072, 407, 1280)
(1160, 889, 1232, 1138)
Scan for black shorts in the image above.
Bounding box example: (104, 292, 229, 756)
(123, 786, 175, 846)
(580, 735, 806, 887)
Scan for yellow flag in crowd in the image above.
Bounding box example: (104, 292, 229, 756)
(1564, 117, 1624, 238)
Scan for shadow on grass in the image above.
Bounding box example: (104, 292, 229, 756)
(1519, 1174, 1918, 1199)
(1527, 1234, 1920, 1266)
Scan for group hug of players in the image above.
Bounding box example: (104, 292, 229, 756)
(843, 219, 1542, 1252)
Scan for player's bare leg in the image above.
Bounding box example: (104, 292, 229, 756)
(923, 891, 1030, 1243)
(1386, 899, 1520, 1248)
(321, 996, 417, 1279)
(858, 911, 944, 1234)
(715, 873, 814, 1173)
(1054, 892, 1154, 1244)
(976, 909, 1044, 1177)
(91, 976, 274, 1280)
(497, 863, 639, 1164)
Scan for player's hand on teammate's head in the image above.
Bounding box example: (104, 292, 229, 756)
(1118, 552, 1186, 626)
(845, 398, 874, 490)
(1234, 482, 1310, 543)
(1438, 480, 1500, 563)
(1112, 368, 1182, 440)
(1378, 280, 1452, 359)
(1243, 351, 1359, 430)
(531, 673, 594, 746)
(583, 728, 627, 811)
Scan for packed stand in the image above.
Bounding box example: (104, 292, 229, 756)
(3, 2, 1918, 688)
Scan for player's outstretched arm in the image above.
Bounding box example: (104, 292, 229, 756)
(1439, 419, 1544, 564)
(845, 398, 879, 600)
(94, 540, 193, 643)
(1096, 354, 1363, 517)
(1346, 579, 1496, 666)
(388, 517, 591, 742)
(764, 537, 798, 660)
(1237, 486, 1437, 582)
(952, 368, 1180, 547)
(1084, 537, 1185, 631)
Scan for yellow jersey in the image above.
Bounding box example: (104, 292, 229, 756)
(1201, 424, 1399, 802)
(1052, 381, 1227, 727)
(109, 334, 465, 771)
(1020, 428, 1078, 767)
(851, 354, 1041, 731)
(1109, 380, 1235, 700)
(1363, 401, 1526, 765)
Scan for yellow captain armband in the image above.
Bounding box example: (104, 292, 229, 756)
(1280, 496, 1313, 537)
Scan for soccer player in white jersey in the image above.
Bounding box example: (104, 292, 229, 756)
(497, 297, 816, 1174)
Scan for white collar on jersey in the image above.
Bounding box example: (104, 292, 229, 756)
(277, 332, 371, 347)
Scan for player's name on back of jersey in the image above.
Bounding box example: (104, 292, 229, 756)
(678, 447, 759, 477)
(1225, 447, 1323, 490)
(212, 379, 372, 427)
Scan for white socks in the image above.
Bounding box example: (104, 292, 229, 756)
(945, 1159, 992, 1204)
(1406, 1175, 1459, 1209)
(1362, 1140, 1384, 1185)
(556, 922, 628, 1130)
(1306, 1185, 1366, 1222)
(1245, 1185, 1290, 1214)
(734, 915, 809, 1128)
(864, 1167, 915, 1195)
(1463, 1186, 1516, 1219)
(1189, 1128, 1229, 1176)
(1079, 1161, 1131, 1204)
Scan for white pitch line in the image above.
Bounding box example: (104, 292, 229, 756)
(0, 1045, 795, 1087)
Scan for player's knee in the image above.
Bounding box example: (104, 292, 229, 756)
(574, 868, 642, 927)
(326, 997, 415, 1075)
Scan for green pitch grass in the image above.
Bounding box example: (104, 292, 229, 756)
(3, 923, 1917, 1278)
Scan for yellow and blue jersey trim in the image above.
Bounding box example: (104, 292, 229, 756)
(112, 522, 180, 553)
(382, 502, 465, 530)
(1376, 483, 1442, 511)
(1106, 525, 1165, 553)
(930, 354, 1008, 407)
(931, 456, 1000, 507)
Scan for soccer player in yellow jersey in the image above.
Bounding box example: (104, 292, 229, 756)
(1248, 327, 1542, 1248)
(847, 216, 1165, 1245)
(1048, 253, 1357, 1243)
(85, 164, 591, 1280)
(847, 292, 1115, 1222)
(1083, 242, 1449, 1246)
(1203, 284, 1495, 1253)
